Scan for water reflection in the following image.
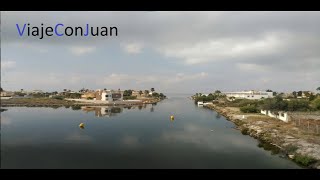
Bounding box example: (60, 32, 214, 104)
(81, 106, 123, 117)
(80, 104, 156, 117)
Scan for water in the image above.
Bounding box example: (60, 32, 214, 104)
(1, 95, 301, 168)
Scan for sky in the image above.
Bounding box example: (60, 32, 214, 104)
(1, 11, 320, 94)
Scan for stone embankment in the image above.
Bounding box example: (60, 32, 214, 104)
(204, 104, 320, 169)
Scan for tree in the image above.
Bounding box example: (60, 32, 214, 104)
(215, 90, 221, 94)
(0, 87, 3, 92)
(292, 91, 297, 98)
(21, 89, 24, 92)
(63, 89, 67, 92)
(297, 91, 303, 97)
(159, 93, 165, 99)
(139, 90, 143, 96)
(144, 90, 149, 95)
(151, 88, 155, 93)
(266, 89, 273, 92)
(104, 88, 107, 91)
(309, 94, 316, 101)
(317, 87, 320, 91)
(123, 90, 133, 96)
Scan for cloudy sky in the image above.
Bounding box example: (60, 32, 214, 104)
(1, 11, 320, 94)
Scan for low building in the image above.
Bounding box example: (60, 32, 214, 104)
(0, 91, 14, 97)
(222, 90, 273, 100)
(95, 89, 123, 102)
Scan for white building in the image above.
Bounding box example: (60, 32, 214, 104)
(223, 90, 273, 100)
(95, 89, 123, 102)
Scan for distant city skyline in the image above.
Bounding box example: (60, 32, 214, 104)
(1, 11, 320, 93)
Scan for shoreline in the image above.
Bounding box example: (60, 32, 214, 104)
(203, 103, 320, 169)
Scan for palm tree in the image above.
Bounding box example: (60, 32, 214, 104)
(151, 88, 155, 93)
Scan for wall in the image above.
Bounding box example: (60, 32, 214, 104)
(260, 110, 289, 123)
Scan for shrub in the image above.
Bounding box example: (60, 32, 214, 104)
(241, 128, 249, 135)
(87, 97, 94, 100)
(293, 154, 316, 166)
(287, 100, 310, 111)
(284, 144, 298, 154)
(311, 98, 320, 110)
(123, 96, 137, 100)
(53, 96, 64, 100)
(240, 105, 258, 113)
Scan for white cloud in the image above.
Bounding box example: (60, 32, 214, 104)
(1, 60, 16, 70)
(70, 46, 96, 55)
(102, 72, 208, 86)
(158, 34, 282, 65)
(236, 63, 269, 72)
(165, 72, 208, 84)
(121, 42, 143, 54)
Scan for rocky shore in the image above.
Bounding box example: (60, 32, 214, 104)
(204, 104, 320, 169)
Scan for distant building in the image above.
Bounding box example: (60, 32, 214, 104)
(222, 90, 273, 100)
(297, 91, 314, 99)
(32, 90, 44, 94)
(0, 91, 14, 97)
(94, 89, 123, 102)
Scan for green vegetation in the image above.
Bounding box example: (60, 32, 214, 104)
(284, 144, 298, 154)
(151, 92, 166, 99)
(241, 128, 249, 135)
(293, 154, 316, 166)
(240, 105, 259, 113)
(64, 92, 81, 99)
(193, 91, 320, 112)
(123, 96, 137, 100)
(194, 93, 218, 103)
(52, 96, 64, 100)
(87, 97, 94, 100)
(311, 98, 320, 110)
(257, 140, 280, 155)
(230, 95, 320, 112)
(287, 99, 310, 111)
(123, 90, 133, 96)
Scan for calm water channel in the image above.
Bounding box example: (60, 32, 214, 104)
(1, 95, 301, 168)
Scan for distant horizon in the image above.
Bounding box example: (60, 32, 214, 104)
(2, 88, 319, 95)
